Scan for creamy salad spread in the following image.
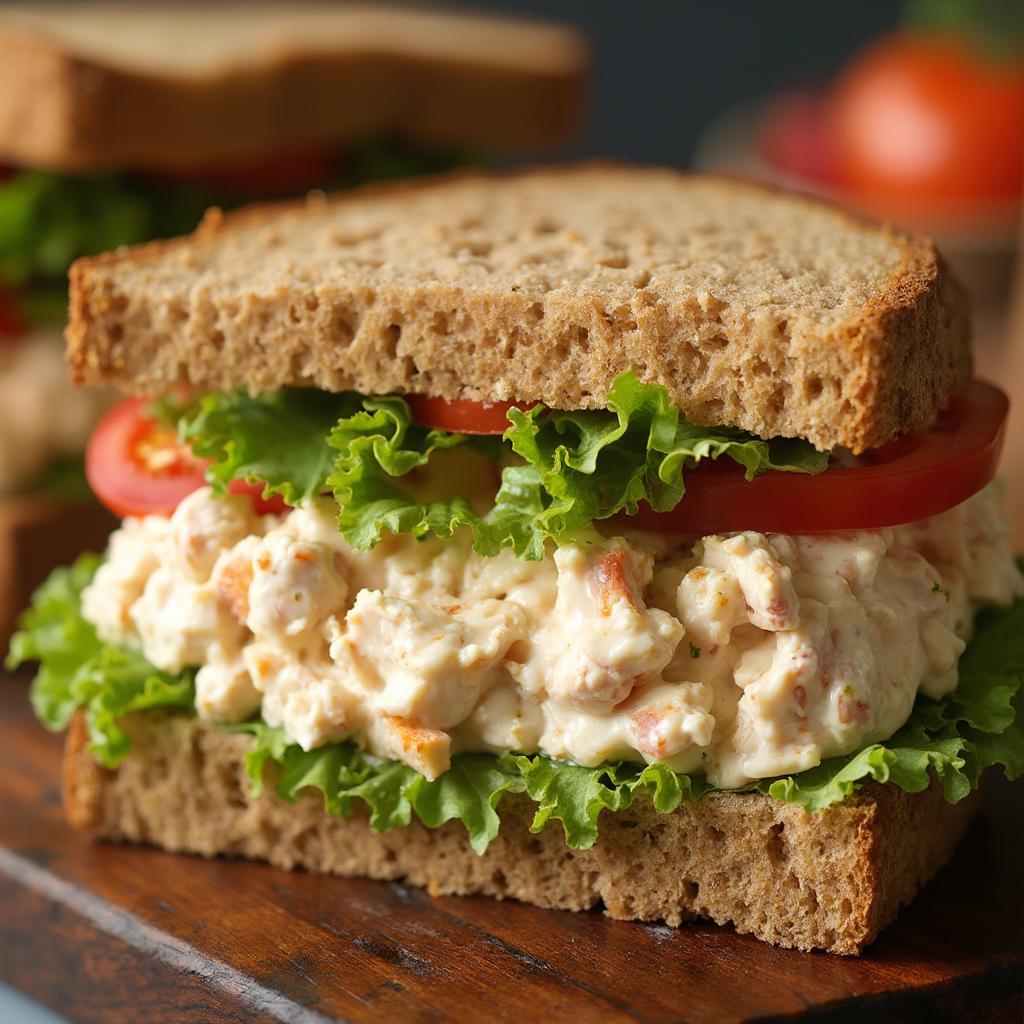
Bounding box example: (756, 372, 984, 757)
(0, 331, 109, 494)
(82, 483, 1023, 788)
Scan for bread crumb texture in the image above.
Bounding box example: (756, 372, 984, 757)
(67, 166, 970, 452)
(64, 711, 977, 954)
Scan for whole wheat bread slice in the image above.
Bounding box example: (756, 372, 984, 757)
(63, 710, 977, 955)
(0, 3, 587, 171)
(68, 165, 970, 453)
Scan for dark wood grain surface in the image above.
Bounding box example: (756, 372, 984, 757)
(1, 673, 1021, 1024)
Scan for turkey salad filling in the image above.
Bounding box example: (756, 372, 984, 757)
(80, 483, 1022, 789)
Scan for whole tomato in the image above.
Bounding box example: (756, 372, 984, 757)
(829, 32, 1024, 212)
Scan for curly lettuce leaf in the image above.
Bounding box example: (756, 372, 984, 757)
(326, 372, 826, 557)
(758, 588, 1024, 810)
(7, 555, 194, 767)
(504, 372, 826, 540)
(326, 397, 547, 558)
(12, 559, 1021, 849)
(168, 375, 826, 558)
(229, 724, 702, 853)
(167, 387, 547, 557)
(405, 753, 528, 852)
(229, 721, 526, 853)
(515, 756, 706, 849)
(177, 389, 361, 506)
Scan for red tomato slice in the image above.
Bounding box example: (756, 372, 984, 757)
(86, 399, 208, 518)
(406, 395, 529, 435)
(86, 398, 286, 518)
(621, 380, 1007, 536)
(153, 149, 339, 196)
(227, 478, 288, 516)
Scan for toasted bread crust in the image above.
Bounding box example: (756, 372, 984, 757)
(62, 711, 978, 954)
(67, 165, 970, 453)
(0, 4, 587, 170)
(63, 711, 103, 831)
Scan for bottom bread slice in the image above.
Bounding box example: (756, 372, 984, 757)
(63, 711, 978, 955)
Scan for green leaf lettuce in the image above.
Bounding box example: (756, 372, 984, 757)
(330, 371, 827, 556)
(7, 555, 194, 767)
(326, 396, 547, 558)
(167, 373, 827, 559)
(176, 388, 362, 507)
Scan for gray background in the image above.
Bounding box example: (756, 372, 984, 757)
(469, 0, 901, 165)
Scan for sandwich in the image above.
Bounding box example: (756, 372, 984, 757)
(0, 2, 587, 640)
(11, 166, 1022, 955)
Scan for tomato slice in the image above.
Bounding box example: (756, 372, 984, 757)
(152, 149, 339, 196)
(621, 380, 1008, 536)
(86, 399, 208, 518)
(227, 478, 288, 516)
(88, 380, 1007, 531)
(406, 395, 529, 435)
(86, 398, 286, 518)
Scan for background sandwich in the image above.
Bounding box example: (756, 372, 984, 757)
(13, 165, 1022, 954)
(0, 1, 587, 641)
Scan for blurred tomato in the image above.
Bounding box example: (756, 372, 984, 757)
(153, 149, 340, 196)
(759, 91, 836, 185)
(830, 33, 1024, 210)
(0, 289, 27, 346)
(197, 149, 340, 195)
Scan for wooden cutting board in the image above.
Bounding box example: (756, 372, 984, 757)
(1, 673, 1021, 1024)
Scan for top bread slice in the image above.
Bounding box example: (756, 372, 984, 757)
(0, 2, 587, 171)
(67, 164, 970, 453)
